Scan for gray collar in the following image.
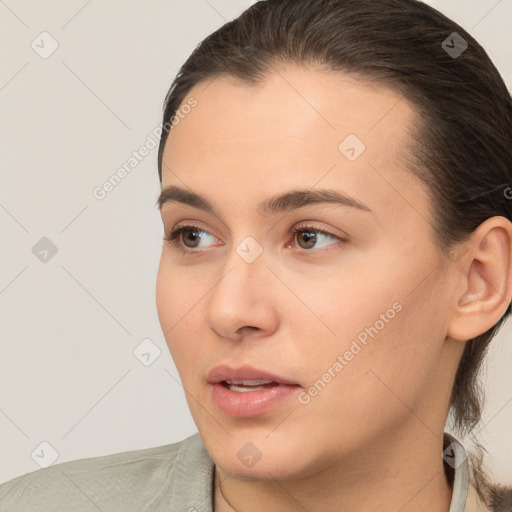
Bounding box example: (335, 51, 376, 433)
(445, 432, 470, 512)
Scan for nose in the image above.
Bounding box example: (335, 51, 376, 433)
(205, 248, 279, 342)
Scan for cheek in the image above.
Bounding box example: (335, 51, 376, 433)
(155, 253, 203, 333)
(307, 280, 446, 431)
(294, 255, 447, 421)
(155, 256, 208, 371)
(155, 260, 176, 336)
(156, 257, 191, 354)
(287, 315, 421, 456)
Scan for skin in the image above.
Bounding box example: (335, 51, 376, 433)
(155, 65, 512, 512)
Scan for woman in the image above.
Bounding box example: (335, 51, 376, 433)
(1, 0, 511, 510)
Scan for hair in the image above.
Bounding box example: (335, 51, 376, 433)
(156, 0, 512, 507)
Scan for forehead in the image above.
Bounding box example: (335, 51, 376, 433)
(161, 65, 429, 223)
(166, 66, 415, 149)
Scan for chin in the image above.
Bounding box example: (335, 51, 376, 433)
(199, 427, 323, 482)
(214, 453, 308, 482)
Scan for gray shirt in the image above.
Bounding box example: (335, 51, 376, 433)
(0, 432, 482, 511)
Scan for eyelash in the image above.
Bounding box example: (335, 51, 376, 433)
(163, 223, 346, 257)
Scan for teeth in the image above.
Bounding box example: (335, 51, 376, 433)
(225, 379, 273, 386)
(223, 380, 277, 392)
(228, 384, 267, 392)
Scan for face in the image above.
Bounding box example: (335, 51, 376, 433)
(156, 66, 457, 481)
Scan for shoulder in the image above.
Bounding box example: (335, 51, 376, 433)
(0, 433, 212, 512)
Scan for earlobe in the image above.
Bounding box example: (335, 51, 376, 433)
(447, 217, 512, 342)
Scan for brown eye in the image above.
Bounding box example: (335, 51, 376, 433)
(164, 225, 217, 253)
(180, 228, 203, 248)
(296, 230, 318, 250)
(290, 224, 342, 253)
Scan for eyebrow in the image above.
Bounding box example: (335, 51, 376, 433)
(157, 185, 372, 215)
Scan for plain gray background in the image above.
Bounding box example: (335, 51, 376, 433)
(1, 0, 511, 485)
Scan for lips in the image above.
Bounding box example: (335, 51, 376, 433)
(207, 364, 301, 417)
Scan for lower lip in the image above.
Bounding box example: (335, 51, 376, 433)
(209, 382, 301, 417)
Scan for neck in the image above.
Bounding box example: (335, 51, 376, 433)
(214, 424, 453, 512)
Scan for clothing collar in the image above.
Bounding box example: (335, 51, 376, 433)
(445, 431, 470, 512)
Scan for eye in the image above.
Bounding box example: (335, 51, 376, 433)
(288, 223, 345, 254)
(163, 224, 219, 254)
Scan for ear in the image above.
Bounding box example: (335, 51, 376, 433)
(447, 216, 512, 342)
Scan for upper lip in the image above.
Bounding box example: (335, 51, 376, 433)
(207, 364, 299, 385)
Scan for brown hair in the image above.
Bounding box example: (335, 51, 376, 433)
(157, 0, 512, 506)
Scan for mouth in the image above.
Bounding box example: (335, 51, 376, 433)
(221, 379, 280, 392)
(207, 364, 299, 387)
(207, 364, 301, 417)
